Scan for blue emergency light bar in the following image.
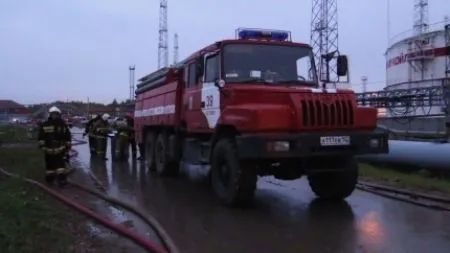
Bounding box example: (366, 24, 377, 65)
(236, 28, 291, 41)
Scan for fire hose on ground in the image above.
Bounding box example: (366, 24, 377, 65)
(0, 137, 179, 253)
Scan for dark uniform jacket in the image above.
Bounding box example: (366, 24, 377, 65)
(93, 118, 109, 136)
(113, 118, 132, 136)
(38, 118, 71, 154)
(84, 116, 100, 136)
(125, 117, 135, 139)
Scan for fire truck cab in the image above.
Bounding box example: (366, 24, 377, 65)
(134, 28, 388, 207)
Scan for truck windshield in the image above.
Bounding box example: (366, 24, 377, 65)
(222, 44, 318, 86)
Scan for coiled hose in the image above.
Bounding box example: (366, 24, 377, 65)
(0, 137, 179, 253)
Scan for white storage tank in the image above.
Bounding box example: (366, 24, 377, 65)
(385, 22, 449, 116)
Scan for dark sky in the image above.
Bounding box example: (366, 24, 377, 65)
(0, 0, 448, 104)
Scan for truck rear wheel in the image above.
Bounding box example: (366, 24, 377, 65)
(211, 138, 257, 207)
(145, 132, 156, 171)
(307, 158, 358, 200)
(155, 133, 179, 176)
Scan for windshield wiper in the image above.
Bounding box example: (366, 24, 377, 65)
(239, 78, 274, 84)
(277, 80, 317, 87)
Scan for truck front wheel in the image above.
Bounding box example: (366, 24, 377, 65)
(307, 158, 358, 200)
(211, 138, 257, 207)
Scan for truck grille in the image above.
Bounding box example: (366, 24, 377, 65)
(301, 97, 354, 128)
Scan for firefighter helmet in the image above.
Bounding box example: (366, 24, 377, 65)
(102, 113, 110, 121)
(48, 106, 61, 114)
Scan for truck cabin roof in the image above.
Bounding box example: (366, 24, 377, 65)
(182, 39, 311, 63)
(135, 39, 311, 95)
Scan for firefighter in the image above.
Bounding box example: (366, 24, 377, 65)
(37, 106, 72, 186)
(124, 113, 139, 159)
(94, 113, 110, 160)
(83, 114, 101, 154)
(113, 116, 131, 160)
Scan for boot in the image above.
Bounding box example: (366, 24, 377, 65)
(57, 174, 68, 188)
(137, 144, 144, 160)
(45, 174, 55, 185)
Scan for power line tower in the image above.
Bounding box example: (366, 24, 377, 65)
(129, 65, 135, 101)
(158, 0, 169, 69)
(173, 33, 179, 65)
(310, 0, 339, 86)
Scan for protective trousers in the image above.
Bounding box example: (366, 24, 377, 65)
(88, 134, 96, 154)
(96, 135, 108, 158)
(129, 135, 137, 156)
(45, 152, 68, 185)
(115, 132, 129, 160)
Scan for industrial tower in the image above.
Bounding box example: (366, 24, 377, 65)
(407, 0, 430, 88)
(310, 0, 339, 85)
(158, 0, 169, 69)
(129, 65, 135, 101)
(413, 0, 429, 35)
(173, 33, 179, 65)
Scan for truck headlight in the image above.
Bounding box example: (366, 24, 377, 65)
(267, 141, 290, 152)
(369, 139, 379, 148)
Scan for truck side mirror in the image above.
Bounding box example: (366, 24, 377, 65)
(337, 55, 348, 76)
(195, 57, 204, 77)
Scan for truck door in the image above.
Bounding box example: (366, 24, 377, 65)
(200, 52, 221, 130)
(182, 62, 202, 131)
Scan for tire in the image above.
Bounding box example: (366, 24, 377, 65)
(211, 138, 257, 207)
(154, 133, 179, 176)
(307, 157, 358, 200)
(145, 132, 156, 171)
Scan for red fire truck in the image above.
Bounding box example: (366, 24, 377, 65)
(134, 28, 388, 207)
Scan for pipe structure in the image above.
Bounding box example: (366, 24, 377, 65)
(359, 140, 450, 169)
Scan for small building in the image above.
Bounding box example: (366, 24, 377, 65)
(0, 100, 29, 122)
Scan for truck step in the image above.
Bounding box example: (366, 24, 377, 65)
(182, 139, 211, 164)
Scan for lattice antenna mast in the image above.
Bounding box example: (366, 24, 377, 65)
(310, 0, 339, 85)
(361, 76, 368, 93)
(129, 65, 135, 101)
(413, 0, 429, 35)
(158, 0, 169, 68)
(173, 33, 179, 64)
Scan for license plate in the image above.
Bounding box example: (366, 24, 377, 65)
(320, 136, 350, 146)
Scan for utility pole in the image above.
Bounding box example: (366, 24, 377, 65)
(173, 33, 179, 65)
(129, 65, 135, 101)
(158, 0, 169, 68)
(87, 97, 90, 116)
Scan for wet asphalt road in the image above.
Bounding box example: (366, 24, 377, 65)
(73, 137, 450, 253)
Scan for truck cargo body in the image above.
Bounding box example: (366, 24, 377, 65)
(134, 30, 388, 207)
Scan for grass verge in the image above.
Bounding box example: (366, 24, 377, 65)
(359, 163, 450, 195)
(0, 124, 34, 143)
(0, 125, 88, 253)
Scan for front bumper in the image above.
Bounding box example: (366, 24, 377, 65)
(236, 132, 388, 159)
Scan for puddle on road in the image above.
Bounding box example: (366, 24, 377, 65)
(72, 136, 165, 249)
(71, 130, 450, 253)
